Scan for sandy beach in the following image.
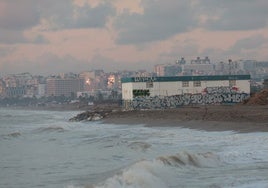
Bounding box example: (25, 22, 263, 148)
(102, 105, 268, 133)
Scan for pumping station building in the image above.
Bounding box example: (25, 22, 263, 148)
(121, 75, 251, 110)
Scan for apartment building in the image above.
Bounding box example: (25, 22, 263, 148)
(46, 78, 84, 97)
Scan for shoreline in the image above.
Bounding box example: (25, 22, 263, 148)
(102, 105, 268, 133)
(2, 103, 268, 133)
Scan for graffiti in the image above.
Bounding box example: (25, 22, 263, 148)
(203, 86, 239, 94)
(133, 89, 150, 97)
(124, 86, 249, 109)
(128, 93, 250, 110)
(134, 77, 157, 82)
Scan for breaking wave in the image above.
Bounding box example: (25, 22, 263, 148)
(79, 151, 221, 188)
(157, 151, 221, 168)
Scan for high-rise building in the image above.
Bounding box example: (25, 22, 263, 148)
(46, 78, 84, 97)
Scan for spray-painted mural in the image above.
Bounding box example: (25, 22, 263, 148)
(127, 86, 249, 110)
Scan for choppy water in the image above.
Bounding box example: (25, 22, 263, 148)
(1, 108, 268, 188)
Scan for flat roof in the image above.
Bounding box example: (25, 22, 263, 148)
(121, 75, 250, 83)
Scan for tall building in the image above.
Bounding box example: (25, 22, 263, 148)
(46, 78, 84, 97)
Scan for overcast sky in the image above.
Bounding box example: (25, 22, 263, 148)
(0, 0, 268, 75)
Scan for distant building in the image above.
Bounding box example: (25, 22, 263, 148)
(154, 64, 182, 76)
(37, 84, 46, 98)
(46, 78, 84, 97)
(79, 70, 106, 92)
(5, 87, 26, 98)
(121, 75, 250, 109)
(182, 57, 214, 75)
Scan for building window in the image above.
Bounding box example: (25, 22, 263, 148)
(193, 81, 201, 87)
(182, 81, 189, 87)
(146, 82, 153, 88)
(229, 80, 236, 87)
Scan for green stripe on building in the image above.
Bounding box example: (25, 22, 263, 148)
(121, 75, 250, 83)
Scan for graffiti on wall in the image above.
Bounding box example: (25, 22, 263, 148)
(203, 86, 239, 94)
(128, 86, 249, 109)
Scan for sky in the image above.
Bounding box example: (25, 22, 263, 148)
(0, 0, 268, 75)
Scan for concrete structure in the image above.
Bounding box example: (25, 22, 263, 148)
(121, 75, 250, 109)
(46, 78, 84, 97)
(182, 57, 214, 75)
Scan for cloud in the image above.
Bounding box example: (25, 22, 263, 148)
(39, 1, 115, 30)
(202, 35, 268, 61)
(0, 53, 90, 75)
(0, 46, 16, 57)
(198, 0, 268, 30)
(90, 53, 152, 71)
(0, 0, 115, 44)
(225, 35, 268, 58)
(114, 0, 197, 44)
(0, 0, 40, 30)
(230, 35, 268, 51)
(0, 30, 28, 44)
(159, 40, 199, 61)
(32, 35, 50, 44)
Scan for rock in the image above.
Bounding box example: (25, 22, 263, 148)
(69, 110, 108, 122)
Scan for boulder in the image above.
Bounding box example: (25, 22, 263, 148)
(69, 110, 108, 122)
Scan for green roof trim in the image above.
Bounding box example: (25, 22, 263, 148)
(121, 75, 250, 83)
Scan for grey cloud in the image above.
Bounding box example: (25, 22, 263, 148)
(40, 1, 115, 30)
(225, 35, 268, 57)
(0, 0, 40, 30)
(0, 29, 28, 44)
(0, 0, 115, 44)
(0, 0, 115, 31)
(202, 35, 268, 60)
(0, 29, 49, 44)
(114, 0, 197, 44)
(230, 35, 268, 51)
(198, 0, 268, 30)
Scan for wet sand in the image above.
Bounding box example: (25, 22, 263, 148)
(103, 105, 268, 133)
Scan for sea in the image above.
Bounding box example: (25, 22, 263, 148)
(1, 108, 268, 188)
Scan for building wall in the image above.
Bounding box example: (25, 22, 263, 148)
(122, 82, 134, 100)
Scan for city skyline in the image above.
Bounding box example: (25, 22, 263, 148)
(0, 0, 268, 75)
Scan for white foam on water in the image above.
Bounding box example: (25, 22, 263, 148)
(93, 159, 169, 188)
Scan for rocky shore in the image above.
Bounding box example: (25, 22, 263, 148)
(68, 104, 268, 132)
(103, 105, 268, 132)
(69, 89, 268, 132)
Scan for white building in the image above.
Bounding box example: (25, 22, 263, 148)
(121, 75, 251, 109)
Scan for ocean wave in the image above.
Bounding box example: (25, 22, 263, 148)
(157, 151, 221, 168)
(35, 126, 66, 133)
(0, 114, 13, 118)
(1, 132, 21, 140)
(82, 151, 221, 188)
(127, 141, 151, 152)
